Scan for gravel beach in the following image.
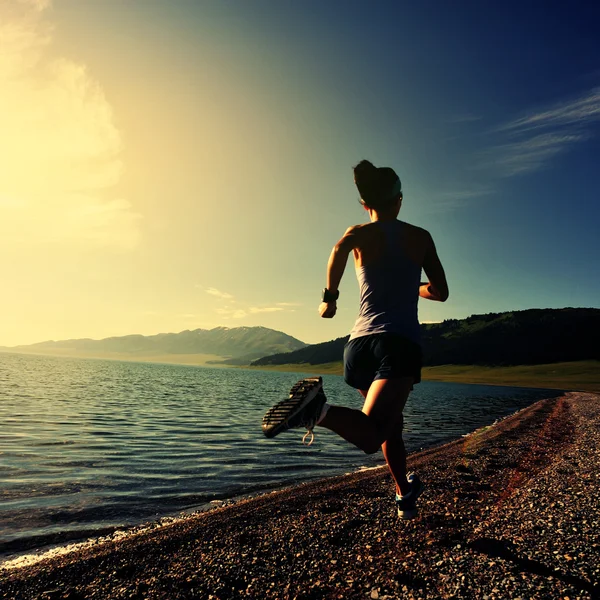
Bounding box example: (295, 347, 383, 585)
(1, 391, 598, 600)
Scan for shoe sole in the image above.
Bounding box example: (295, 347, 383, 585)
(262, 377, 323, 438)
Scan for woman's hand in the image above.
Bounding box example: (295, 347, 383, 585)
(319, 301, 337, 318)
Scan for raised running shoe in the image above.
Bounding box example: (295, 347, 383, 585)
(396, 472, 424, 520)
(262, 377, 326, 445)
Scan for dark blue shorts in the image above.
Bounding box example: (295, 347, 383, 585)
(343, 333, 422, 391)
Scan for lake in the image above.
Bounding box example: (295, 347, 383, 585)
(0, 352, 561, 554)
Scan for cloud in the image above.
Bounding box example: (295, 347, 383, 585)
(206, 287, 234, 300)
(486, 132, 588, 177)
(212, 301, 297, 320)
(216, 308, 247, 319)
(249, 307, 284, 314)
(430, 88, 600, 207)
(18, 0, 52, 10)
(0, 1, 141, 249)
(484, 86, 600, 177)
(497, 87, 600, 134)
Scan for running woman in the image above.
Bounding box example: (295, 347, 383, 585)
(262, 160, 449, 519)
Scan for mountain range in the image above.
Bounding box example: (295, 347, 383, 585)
(3, 308, 598, 369)
(0, 326, 306, 363)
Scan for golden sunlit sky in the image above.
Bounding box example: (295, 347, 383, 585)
(2, 0, 599, 347)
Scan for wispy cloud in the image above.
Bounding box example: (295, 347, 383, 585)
(211, 299, 296, 321)
(249, 307, 284, 314)
(204, 285, 297, 319)
(497, 87, 600, 134)
(216, 308, 247, 319)
(0, 0, 141, 249)
(484, 86, 600, 177)
(205, 287, 234, 300)
(431, 87, 600, 208)
(485, 132, 589, 177)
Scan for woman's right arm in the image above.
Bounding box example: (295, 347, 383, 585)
(319, 226, 358, 318)
(420, 232, 449, 302)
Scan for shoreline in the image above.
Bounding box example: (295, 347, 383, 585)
(2, 391, 599, 599)
(3, 350, 598, 392)
(0, 465, 385, 572)
(0, 393, 557, 566)
(244, 360, 600, 393)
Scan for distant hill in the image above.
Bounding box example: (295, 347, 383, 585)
(251, 308, 600, 367)
(0, 326, 306, 362)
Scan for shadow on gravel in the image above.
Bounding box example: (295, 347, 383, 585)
(394, 570, 428, 592)
(469, 537, 599, 599)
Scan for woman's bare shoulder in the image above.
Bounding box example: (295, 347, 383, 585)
(342, 222, 374, 237)
(401, 221, 431, 240)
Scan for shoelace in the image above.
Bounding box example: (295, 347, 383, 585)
(300, 414, 319, 446)
(302, 428, 315, 446)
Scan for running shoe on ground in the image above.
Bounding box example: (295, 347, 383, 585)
(396, 472, 424, 520)
(262, 377, 326, 445)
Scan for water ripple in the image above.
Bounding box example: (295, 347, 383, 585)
(0, 352, 559, 549)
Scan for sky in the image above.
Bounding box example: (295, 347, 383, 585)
(1, 0, 599, 347)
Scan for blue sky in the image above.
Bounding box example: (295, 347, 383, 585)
(1, 0, 599, 345)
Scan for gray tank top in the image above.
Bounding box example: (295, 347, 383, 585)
(349, 220, 421, 345)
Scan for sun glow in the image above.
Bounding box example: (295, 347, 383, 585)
(0, 1, 140, 250)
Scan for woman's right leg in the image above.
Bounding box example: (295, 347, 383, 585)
(318, 405, 381, 454)
(318, 377, 412, 463)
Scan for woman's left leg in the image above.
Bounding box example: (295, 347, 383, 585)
(360, 378, 412, 496)
(358, 389, 410, 496)
(382, 425, 409, 496)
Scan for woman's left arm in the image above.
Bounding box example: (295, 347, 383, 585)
(319, 227, 357, 318)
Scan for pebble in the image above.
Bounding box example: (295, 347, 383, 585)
(1, 392, 598, 600)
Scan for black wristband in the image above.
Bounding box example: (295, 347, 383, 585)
(322, 288, 339, 303)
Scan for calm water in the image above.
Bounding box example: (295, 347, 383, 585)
(0, 352, 560, 552)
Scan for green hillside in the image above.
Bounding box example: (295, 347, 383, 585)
(252, 308, 599, 367)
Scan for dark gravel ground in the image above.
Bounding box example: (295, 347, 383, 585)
(1, 392, 598, 600)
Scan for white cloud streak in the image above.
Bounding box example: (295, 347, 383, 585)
(212, 300, 294, 320)
(434, 87, 600, 207)
(249, 307, 284, 314)
(497, 87, 600, 134)
(485, 86, 600, 177)
(206, 288, 234, 300)
(216, 308, 247, 319)
(488, 132, 588, 177)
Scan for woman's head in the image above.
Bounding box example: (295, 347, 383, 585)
(353, 160, 402, 212)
